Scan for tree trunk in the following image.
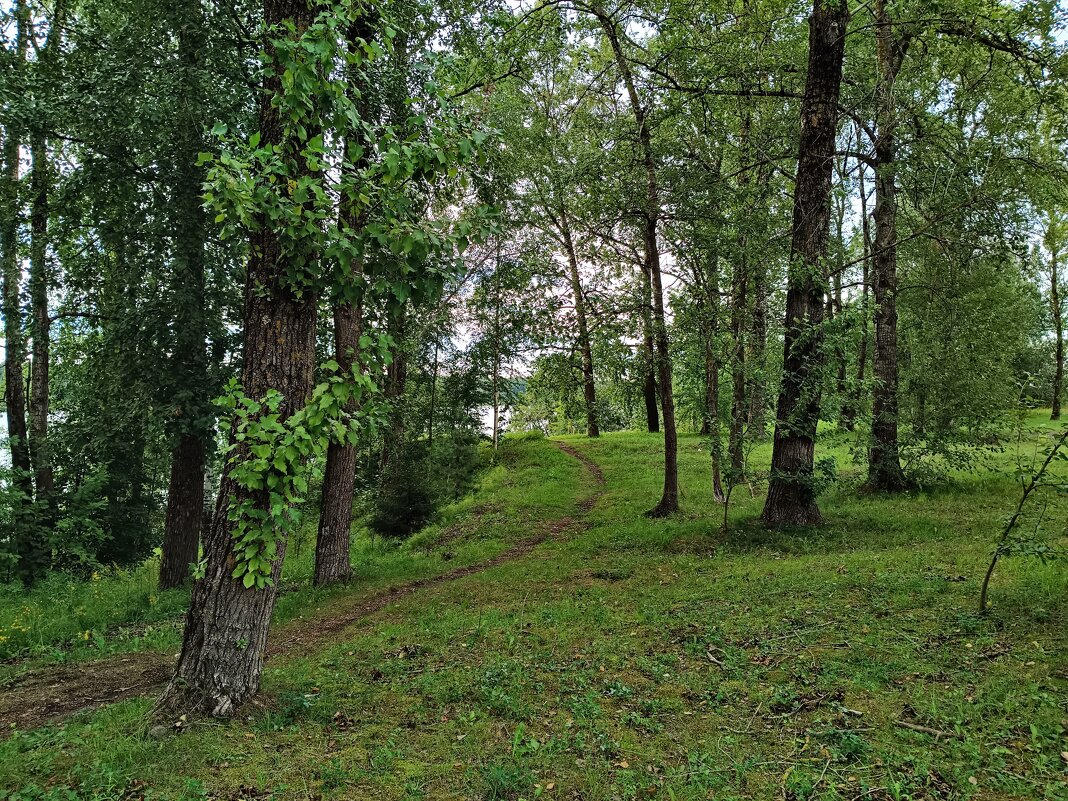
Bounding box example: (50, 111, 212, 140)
(1, 1, 32, 507)
(380, 308, 408, 468)
(26, 0, 66, 518)
(762, 0, 849, 527)
(315, 302, 361, 587)
(492, 281, 501, 450)
(595, 6, 677, 514)
(866, 0, 910, 492)
(314, 11, 376, 588)
(559, 208, 599, 438)
(428, 341, 438, 447)
(159, 434, 205, 589)
(639, 264, 660, 433)
(160, 2, 211, 591)
(157, 0, 320, 717)
(747, 260, 768, 434)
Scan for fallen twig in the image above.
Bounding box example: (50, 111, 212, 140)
(893, 720, 961, 740)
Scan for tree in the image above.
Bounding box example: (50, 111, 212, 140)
(159, 0, 215, 591)
(158, 0, 326, 715)
(762, 0, 849, 527)
(1, 0, 34, 541)
(313, 9, 378, 588)
(590, 2, 678, 515)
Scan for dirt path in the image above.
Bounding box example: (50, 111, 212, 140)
(0, 440, 603, 731)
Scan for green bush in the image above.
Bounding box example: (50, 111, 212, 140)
(371, 431, 485, 540)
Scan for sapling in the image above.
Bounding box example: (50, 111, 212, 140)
(979, 428, 1068, 613)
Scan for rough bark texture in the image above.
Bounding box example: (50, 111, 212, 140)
(595, 6, 677, 514)
(159, 435, 205, 590)
(762, 0, 849, 526)
(159, 2, 211, 591)
(157, 0, 319, 717)
(638, 261, 659, 433)
(559, 208, 599, 438)
(1, 2, 32, 506)
(314, 12, 376, 587)
(866, 0, 910, 492)
(314, 303, 361, 587)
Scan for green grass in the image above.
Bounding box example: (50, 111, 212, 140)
(0, 422, 1066, 800)
(0, 439, 577, 674)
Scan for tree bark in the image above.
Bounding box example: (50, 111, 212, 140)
(160, 1, 211, 591)
(380, 307, 409, 467)
(762, 0, 849, 526)
(315, 303, 360, 587)
(747, 259, 768, 433)
(866, 0, 910, 492)
(159, 434, 205, 589)
(26, 0, 66, 518)
(558, 208, 599, 437)
(492, 261, 501, 449)
(641, 286, 659, 433)
(157, 0, 320, 717)
(313, 11, 376, 588)
(594, 6, 677, 514)
(1, 1, 32, 507)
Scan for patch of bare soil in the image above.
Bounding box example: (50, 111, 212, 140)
(0, 439, 604, 731)
(553, 440, 606, 487)
(0, 651, 173, 730)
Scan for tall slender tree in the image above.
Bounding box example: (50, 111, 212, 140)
(762, 0, 849, 526)
(592, 3, 678, 515)
(2, 0, 32, 511)
(159, 0, 213, 591)
(314, 10, 377, 588)
(27, 1, 67, 510)
(865, 0, 910, 491)
(556, 204, 600, 437)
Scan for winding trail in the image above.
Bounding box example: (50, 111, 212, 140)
(0, 440, 603, 731)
